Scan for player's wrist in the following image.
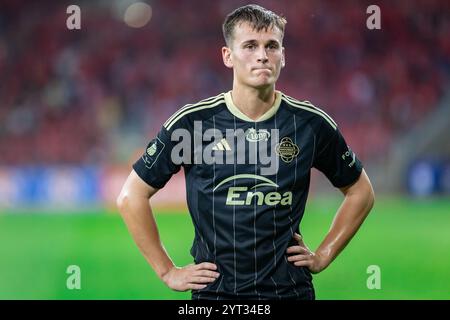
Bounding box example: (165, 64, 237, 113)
(312, 250, 332, 273)
(160, 265, 177, 284)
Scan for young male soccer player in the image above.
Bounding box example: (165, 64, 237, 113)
(117, 4, 375, 300)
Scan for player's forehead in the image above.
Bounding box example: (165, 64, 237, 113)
(232, 21, 283, 45)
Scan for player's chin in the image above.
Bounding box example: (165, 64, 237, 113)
(249, 78, 276, 89)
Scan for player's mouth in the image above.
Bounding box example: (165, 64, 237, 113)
(252, 68, 272, 76)
(252, 67, 272, 71)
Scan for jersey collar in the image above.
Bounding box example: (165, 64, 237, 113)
(224, 90, 282, 122)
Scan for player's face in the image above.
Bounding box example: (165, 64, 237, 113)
(222, 22, 285, 90)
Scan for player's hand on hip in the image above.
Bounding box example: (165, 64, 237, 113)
(162, 262, 220, 291)
(286, 233, 325, 274)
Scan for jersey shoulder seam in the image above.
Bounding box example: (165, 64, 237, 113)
(164, 93, 226, 130)
(281, 93, 337, 130)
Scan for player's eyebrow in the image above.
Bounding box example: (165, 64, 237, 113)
(241, 39, 281, 47)
(240, 39, 257, 46)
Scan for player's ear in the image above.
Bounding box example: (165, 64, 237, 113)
(222, 46, 233, 68)
(281, 47, 286, 68)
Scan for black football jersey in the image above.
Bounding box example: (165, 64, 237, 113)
(133, 91, 363, 299)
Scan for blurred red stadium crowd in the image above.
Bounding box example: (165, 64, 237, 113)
(0, 0, 449, 165)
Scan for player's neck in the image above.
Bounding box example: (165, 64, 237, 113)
(230, 85, 276, 121)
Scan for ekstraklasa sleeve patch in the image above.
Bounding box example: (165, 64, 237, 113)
(142, 137, 166, 169)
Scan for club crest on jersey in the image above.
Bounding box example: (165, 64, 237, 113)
(245, 128, 270, 142)
(275, 137, 299, 163)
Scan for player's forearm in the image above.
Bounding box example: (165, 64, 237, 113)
(315, 176, 374, 270)
(118, 195, 175, 279)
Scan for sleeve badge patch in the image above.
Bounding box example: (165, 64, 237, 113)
(142, 137, 165, 169)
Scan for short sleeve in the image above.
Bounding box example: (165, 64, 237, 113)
(313, 121, 363, 188)
(132, 127, 181, 189)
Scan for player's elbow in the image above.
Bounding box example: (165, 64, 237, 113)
(116, 191, 131, 216)
(357, 170, 375, 214)
(349, 171, 375, 215)
(367, 186, 375, 212)
(364, 178, 375, 214)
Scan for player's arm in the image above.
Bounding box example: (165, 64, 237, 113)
(287, 169, 374, 273)
(117, 169, 220, 291)
(287, 116, 375, 273)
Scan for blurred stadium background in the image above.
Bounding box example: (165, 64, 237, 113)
(0, 0, 449, 299)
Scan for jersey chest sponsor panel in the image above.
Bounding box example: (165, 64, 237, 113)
(193, 118, 311, 196)
(188, 109, 313, 246)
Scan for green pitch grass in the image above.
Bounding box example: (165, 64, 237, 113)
(1, 197, 449, 299)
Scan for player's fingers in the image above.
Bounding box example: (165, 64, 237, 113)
(286, 245, 309, 254)
(184, 263, 196, 271)
(294, 233, 309, 247)
(190, 276, 217, 284)
(293, 260, 311, 267)
(194, 270, 220, 278)
(187, 283, 208, 290)
(287, 254, 310, 262)
(196, 262, 218, 270)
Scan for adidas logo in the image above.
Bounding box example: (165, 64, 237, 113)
(212, 138, 232, 151)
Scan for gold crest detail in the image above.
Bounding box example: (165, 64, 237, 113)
(275, 137, 299, 163)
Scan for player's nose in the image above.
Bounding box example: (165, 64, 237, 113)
(256, 47, 269, 63)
